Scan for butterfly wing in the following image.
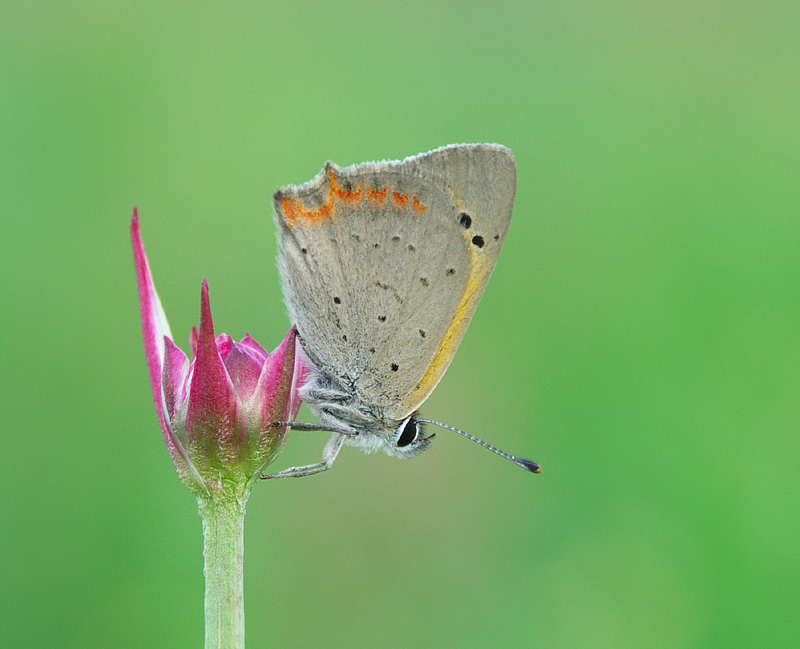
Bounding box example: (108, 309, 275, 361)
(274, 143, 516, 422)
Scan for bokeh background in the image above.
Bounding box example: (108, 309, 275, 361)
(2, 2, 798, 648)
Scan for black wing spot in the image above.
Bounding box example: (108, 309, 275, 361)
(352, 233, 361, 242)
(419, 329, 426, 338)
(446, 268, 456, 276)
(333, 296, 341, 305)
(378, 315, 387, 322)
(373, 242, 380, 249)
(375, 281, 403, 304)
(391, 363, 399, 371)
(392, 235, 401, 242)
(369, 347, 376, 354)
(494, 234, 500, 241)
(472, 235, 485, 248)
(408, 244, 416, 252)
(300, 247, 308, 255)
(459, 213, 472, 229)
(342, 334, 347, 342)
(420, 277, 429, 287)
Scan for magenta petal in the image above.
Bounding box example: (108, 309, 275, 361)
(223, 343, 263, 403)
(254, 327, 298, 431)
(131, 210, 173, 421)
(215, 333, 233, 360)
(131, 211, 183, 447)
(162, 337, 189, 420)
(239, 334, 269, 360)
(185, 281, 242, 453)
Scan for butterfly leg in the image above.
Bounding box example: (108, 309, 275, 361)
(261, 433, 346, 479)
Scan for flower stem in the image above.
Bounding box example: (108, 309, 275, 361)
(199, 495, 247, 649)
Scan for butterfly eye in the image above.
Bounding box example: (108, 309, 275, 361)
(396, 418, 419, 448)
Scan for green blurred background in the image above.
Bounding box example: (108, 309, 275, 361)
(2, 2, 798, 647)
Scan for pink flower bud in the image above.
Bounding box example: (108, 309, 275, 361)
(131, 209, 300, 498)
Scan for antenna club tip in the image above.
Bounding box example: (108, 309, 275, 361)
(517, 458, 542, 473)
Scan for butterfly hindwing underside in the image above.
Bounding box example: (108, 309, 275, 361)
(274, 143, 516, 422)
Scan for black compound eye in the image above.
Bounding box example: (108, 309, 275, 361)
(396, 418, 419, 448)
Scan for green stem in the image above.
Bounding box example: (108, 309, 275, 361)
(198, 496, 247, 649)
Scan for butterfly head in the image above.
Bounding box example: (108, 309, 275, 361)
(386, 414, 436, 459)
(340, 413, 435, 459)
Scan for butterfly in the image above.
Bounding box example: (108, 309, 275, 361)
(265, 144, 539, 478)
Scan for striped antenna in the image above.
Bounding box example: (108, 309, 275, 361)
(417, 418, 541, 473)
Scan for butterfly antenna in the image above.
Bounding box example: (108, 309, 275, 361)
(417, 419, 541, 473)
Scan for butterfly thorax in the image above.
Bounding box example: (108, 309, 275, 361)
(299, 369, 389, 432)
